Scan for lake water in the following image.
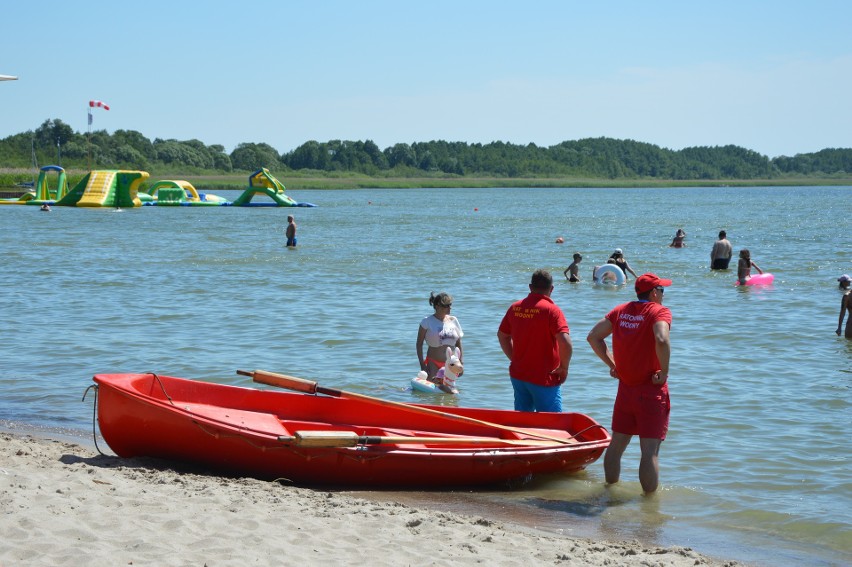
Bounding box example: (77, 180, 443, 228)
(1, 185, 849, 566)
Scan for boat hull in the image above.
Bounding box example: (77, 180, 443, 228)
(92, 373, 609, 488)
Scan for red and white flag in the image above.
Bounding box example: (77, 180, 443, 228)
(89, 100, 110, 111)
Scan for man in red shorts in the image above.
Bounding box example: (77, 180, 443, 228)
(586, 273, 672, 493)
(497, 269, 572, 412)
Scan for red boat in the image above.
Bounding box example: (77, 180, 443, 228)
(92, 371, 610, 488)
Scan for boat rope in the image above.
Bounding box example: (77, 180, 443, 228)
(81, 384, 107, 456)
(566, 423, 608, 441)
(149, 372, 176, 406)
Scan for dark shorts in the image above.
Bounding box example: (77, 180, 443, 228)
(612, 382, 670, 439)
(286, 237, 297, 247)
(711, 257, 731, 270)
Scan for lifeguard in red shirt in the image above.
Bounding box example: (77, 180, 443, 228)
(497, 269, 572, 412)
(587, 273, 673, 493)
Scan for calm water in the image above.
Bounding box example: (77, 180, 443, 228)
(1, 186, 849, 565)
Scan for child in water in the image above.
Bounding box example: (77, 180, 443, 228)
(669, 228, 686, 248)
(592, 259, 619, 284)
(564, 253, 582, 282)
(737, 249, 763, 285)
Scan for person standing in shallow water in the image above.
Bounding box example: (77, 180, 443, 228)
(669, 228, 686, 248)
(564, 253, 583, 282)
(609, 248, 638, 281)
(737, 249, 763, 285)
(286, 215, 297, 247)
(837, 275, 852, 338)
(587, 273, 673, 494)
(416, 292, 464, 382)
(497, 269, 572, 412)
(710, 230, 733, 270)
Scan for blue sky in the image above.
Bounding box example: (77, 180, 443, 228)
(2, 1, 849, 158)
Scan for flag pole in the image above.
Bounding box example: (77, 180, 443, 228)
(87, 104, 92, 171)
(86, 100, 110, 171)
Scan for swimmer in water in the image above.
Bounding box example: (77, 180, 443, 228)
(564, 253, 582, 282)
(669, 228, 686, 248)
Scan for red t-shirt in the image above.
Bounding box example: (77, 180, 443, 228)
(498, 293, 570, 386)
(605, 301, 672, 386)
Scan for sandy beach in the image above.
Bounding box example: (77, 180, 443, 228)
(0, 432, 743, 566)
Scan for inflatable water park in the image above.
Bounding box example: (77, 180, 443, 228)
(0, 167, 315, 208)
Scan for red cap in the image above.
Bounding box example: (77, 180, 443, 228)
(635, 273, 672, 294)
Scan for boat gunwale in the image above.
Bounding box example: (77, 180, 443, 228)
(92, 373, 611, 457)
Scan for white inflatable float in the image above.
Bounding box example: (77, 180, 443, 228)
(411, 371, 458, 395)
(411, 347, 461, 395)
(593, 265, 625, 286)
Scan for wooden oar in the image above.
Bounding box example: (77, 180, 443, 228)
(281, 430, 560, 448)
(237, 369, 577, 445)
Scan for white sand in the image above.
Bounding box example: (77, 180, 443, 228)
(0, 433, 741, 566)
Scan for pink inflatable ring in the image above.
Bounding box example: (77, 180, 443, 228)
(736, 273, 774, 286)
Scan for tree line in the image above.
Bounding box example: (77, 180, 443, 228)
(1, 118, 850, 179)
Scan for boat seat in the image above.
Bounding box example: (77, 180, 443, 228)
(180, 404, 286, 435)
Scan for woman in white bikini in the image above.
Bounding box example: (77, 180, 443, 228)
(416, 292, 464, 383)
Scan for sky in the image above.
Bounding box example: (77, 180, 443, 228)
(2, 1, 850, 158)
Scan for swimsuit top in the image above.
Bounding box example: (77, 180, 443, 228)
(420, 315, 463, 348)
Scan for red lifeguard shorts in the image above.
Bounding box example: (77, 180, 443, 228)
(611, 382, 670, 440)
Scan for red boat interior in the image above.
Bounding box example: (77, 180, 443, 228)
(95, 373, 608, 448)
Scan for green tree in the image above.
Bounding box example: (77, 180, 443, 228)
(154, 139, 213, 168)
(112, 130, 154, 160)
(284, 140, 330, 170)
(208, 144, 233, 171)
(230, 142, 281, 171)
(34, 119, 75, 151)
(384, 143, 417, 168)
(112, 145, 149, 169)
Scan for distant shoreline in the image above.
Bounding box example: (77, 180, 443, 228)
(154, 173, 852, 191)
(3, 169, 851, 193)
(229, 176, 852, 191)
